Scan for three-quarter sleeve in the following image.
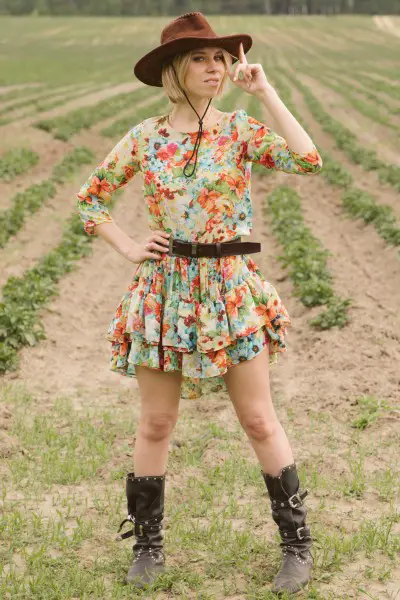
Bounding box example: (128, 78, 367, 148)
(237, 109, 322, 175)
(76, 124, 142, 236)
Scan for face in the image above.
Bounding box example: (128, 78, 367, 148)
(184, 46, 227, 99)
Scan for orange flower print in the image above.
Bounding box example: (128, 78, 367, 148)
(225, 283, 247, 319)
(145, 195, 163, 217)
(220, 173, 246, 196)
(123, 165, 135, 179)
(198, 188, 220, 213)
(205, 215, 223, 234)
(144, 295, 161, 321)
(129, 314, 145, 333)
(212, 348, 228, 371)
(86, 176, 112, 202)
(242, 325, 258, 337)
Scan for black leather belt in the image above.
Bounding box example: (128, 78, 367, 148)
(168, 236, 261, 258)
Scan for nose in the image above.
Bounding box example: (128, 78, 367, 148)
(206, 57, 221, 70)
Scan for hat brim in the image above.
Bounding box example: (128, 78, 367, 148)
(133, 34, 253, 87)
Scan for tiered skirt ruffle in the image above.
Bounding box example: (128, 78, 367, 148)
(105, 253, 291, 400)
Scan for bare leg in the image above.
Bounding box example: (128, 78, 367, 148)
(133, 365, 182, 475)
(223, 344, 293, 476)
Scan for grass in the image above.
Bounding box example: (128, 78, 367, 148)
(1, 379, 399, 598)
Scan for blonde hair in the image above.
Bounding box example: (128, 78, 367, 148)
(161, 47, 233, 105)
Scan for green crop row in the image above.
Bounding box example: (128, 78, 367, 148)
(350, 72, 400, 102)
(0, 83, 85, 117)
(268, 68, 400, 250)
(100, 94, 167, 138)
(0, 84, 170, 374)
(320, 152, 400, 247)
(34, 85, 153, 141)
(283, 70, 400, 192)
(0, 147, 94, 248)
(264, 185, 352, 330)
(310, 68, 400, 117)
(0, 187, 122, 375)
(0, 83, 48, 104)
(0, 147, 39, 181)
(0, 83, 111, 126)
(311, 72, 398, 132)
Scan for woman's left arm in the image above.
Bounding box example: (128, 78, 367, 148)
(229, 43, 323, 174)
(255, 86, 315, 156)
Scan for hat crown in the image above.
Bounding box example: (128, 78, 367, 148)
(161, 12, 217, 45)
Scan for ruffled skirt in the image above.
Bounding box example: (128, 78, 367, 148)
(105, 253, 291, 400)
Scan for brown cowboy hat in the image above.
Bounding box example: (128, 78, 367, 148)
(133, 11, 252, 87)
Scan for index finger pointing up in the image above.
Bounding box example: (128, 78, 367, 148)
(238, 42, 248, 64)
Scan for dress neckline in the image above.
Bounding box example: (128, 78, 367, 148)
(162, 110, 235, 135)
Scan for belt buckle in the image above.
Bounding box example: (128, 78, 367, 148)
(296, 526, 306, 540)
(190, 242, 197, 257)
(288, 492, 302, 509)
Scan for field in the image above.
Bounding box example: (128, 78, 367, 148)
(0, 13, 399, 599)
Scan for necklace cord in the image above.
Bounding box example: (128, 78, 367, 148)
(171, 64, 212, 178)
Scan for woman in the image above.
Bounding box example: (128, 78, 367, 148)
(76, 11, 322, 595)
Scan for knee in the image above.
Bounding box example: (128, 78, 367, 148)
(139, 413, 177, 441)
(241, 415, 279, 442)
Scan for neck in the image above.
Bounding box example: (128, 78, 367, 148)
(170, 96, 213, 125)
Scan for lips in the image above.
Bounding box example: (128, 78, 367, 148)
(204, 78, 220, 83)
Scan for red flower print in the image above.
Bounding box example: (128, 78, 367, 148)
(144, 170, 155, 185)
(166, 142, 178, 154)
(131, 138, 139, 155)
(158, 128, 170, 137)
(184, 314, 196, 327)
(156, 142, 178, 161)
(259, 152, 275, 169)
(217, 135, 230, 146)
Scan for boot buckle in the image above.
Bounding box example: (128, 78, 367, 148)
(296, 526, 306, 540)
(288, 492, 302, 509)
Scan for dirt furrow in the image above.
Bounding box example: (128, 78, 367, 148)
(298, 73, 400, 164)
(16, 81, 143, 129)
(2, 172, 146, 403)
(287, 77, 400, 221)
(0, 130, 69, 212)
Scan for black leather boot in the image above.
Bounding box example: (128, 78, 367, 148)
(116, 472, 166, 590)
(261, 463, 313, 595)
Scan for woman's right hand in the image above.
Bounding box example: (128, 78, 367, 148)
(128, 230, 171, 264)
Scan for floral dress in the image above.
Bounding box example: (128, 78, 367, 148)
(76, 108, 323, 400)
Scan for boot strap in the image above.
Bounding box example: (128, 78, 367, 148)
(280, 524, 311, 542)
(115, 515, 162, 541)
(271, 488, 308, 509)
